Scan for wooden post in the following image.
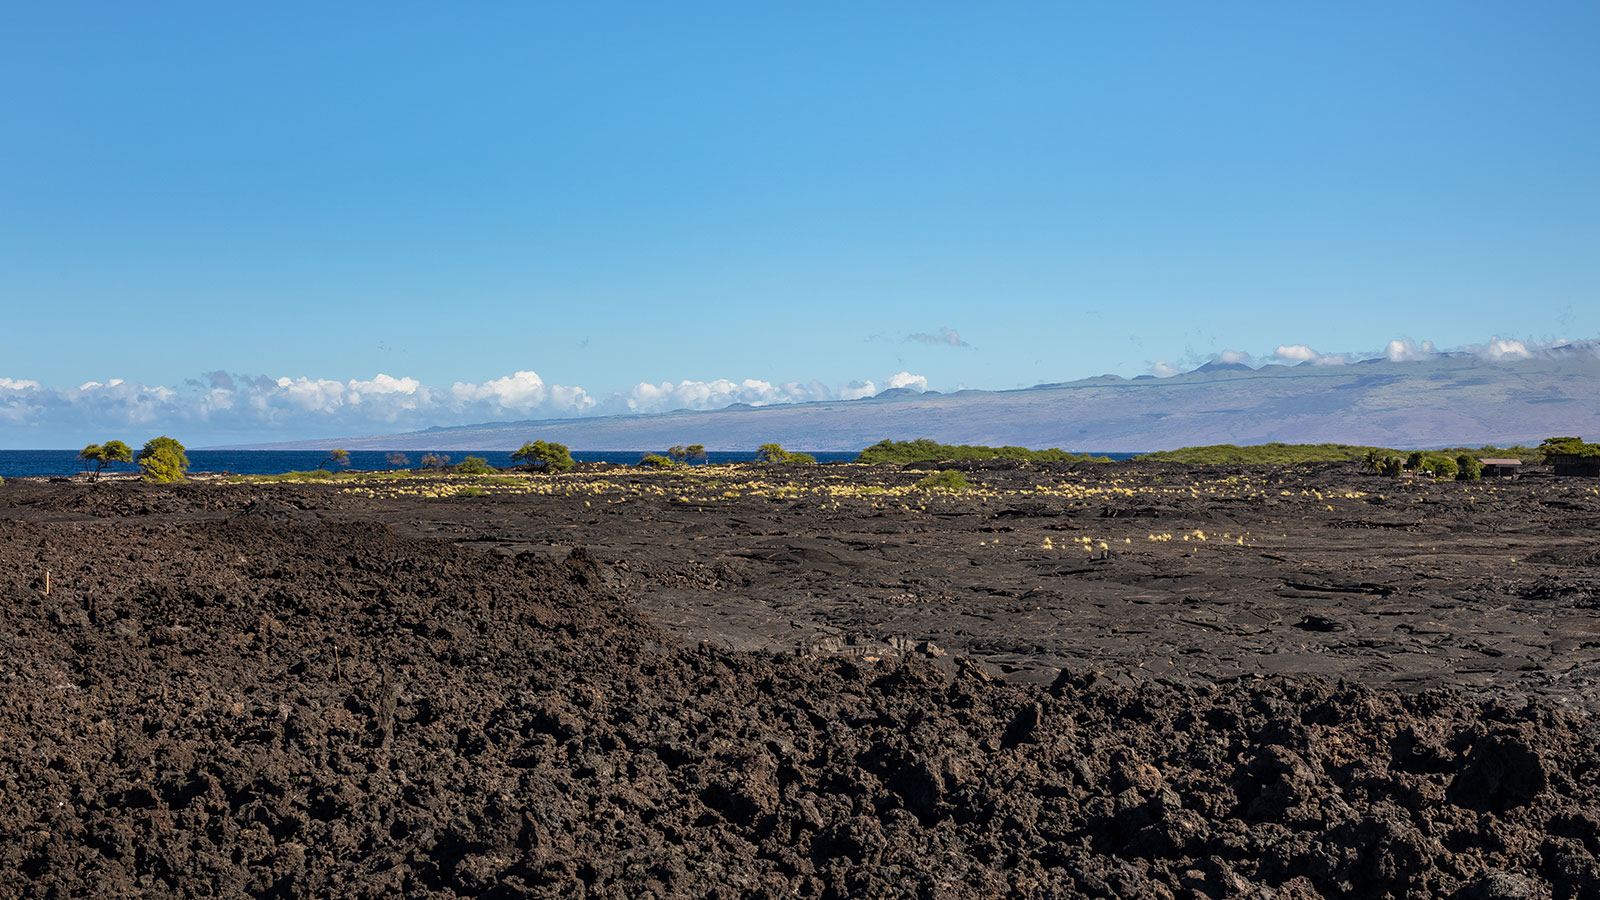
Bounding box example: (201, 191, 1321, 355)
(44, 569, 50, 596)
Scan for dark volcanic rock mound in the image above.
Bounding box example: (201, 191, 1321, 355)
(1, 515, 1598, 898)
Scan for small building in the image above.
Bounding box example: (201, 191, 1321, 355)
(1548, 453, 1600, 478)
(1478, 458, 1523, 479)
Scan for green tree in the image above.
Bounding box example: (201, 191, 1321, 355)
(1380, 457, 1404, 478)
(136, 436, 189, 483)
(1361, 448, 1386, 474)
(511, 440, 575, 473)
(1428, 457, 1457, 479)
(1538, 436, 1600, 462)
(757, 443, 816, 464)
(79, 440, 133, 481)
(639, 454, 677, 468)
(667, 444, 708, 465)
(320, 448, 351, 471)
(1455, 455, 1482, 481)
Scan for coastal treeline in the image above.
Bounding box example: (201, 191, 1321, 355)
(1133, 442, 1541, 465)
(856, 439, 1111, 465)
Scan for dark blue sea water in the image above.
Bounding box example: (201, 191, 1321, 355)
(0, 449, 1138, 479)
(0, 449, 855, 478)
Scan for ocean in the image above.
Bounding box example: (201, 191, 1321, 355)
(0, 448, 1138, 479)
(0, 449, 857, 479)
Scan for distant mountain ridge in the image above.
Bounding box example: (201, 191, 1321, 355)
(225, 354, 1600, 452)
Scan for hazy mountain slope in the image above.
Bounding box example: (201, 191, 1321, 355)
(230, 355, 1600, 452)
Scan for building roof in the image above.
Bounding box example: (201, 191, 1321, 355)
(1478, 458, 1523, 466)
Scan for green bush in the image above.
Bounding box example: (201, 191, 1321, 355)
(456, 456, 494, 475)
(511, 440, 575, 473)
(1380, 457, 1404, 478)
(457, 485, 487, 498)
(137, 436, 189, 483)
(915, 469, 971, 491)
(1428, 457, 1458, 480)
(757, 443, 816, 464)
(639, 454, 677, 468)
(1455, 455, 1482, 481)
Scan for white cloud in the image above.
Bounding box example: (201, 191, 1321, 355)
(1148, 360, 1180, 378)
(1480, 336, 1532, 360)
(617, 378, 835, 413)
(1385, 338, 1437, 362)
(885, 371, 928, 392)
(1274, 344, 1319, 363)
(839, 380, 877, 400)
(1273, 345, 1351, 366)
(1218, 349, 1251, 364)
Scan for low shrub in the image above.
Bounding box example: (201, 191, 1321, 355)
(757, 444, 817, 465)
(456, 456, 495, 475)
(915, 470, 971, 491)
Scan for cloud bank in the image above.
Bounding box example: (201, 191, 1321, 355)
(1142, 334, 1597, 378)
(0, 368, 931, 445)
(6, 333, 1594, 445)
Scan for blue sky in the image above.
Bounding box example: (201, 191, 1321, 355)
(3, 2, 1598, 446)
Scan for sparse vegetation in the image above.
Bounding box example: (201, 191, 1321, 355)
(420, 453, 451, 469)
(386, 452, 410, 471)
(79, 440, 133, 481)
(915, 469, 971, 491)
(1142, 442, 1539, 467)
(136, 436, 189, 483)
(639, 454, 677, 468)
(858, 438, 1109, 465)
(511, 440, 575, 473)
